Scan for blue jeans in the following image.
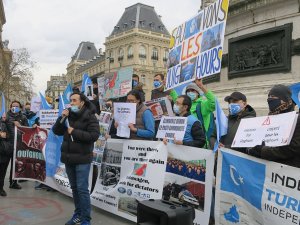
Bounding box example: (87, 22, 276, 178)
(65, 163, 91, 222)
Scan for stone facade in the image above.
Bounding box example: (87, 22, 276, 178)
(205, 0, 300, 115)
(45, 74, 67, 108)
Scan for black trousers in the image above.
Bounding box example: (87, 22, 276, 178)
(0, 160, 10, 190)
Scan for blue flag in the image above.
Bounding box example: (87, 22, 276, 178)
(0, 91, 6, 117)
(39, 92, 52, 110)
(213, 98, 228, 152)
(81, 73, 92, 95)
(289, 82, 300, 108)
(63, 83, 73, 105)
(45, 129, 62, 177)
(220, 151, 266, 210)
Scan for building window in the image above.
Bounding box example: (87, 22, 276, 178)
(141, 74, 146, 84)
(163, 49, 169, 62)
(139, 45, 146, 59)
(118, 48, 124, 61)
(127, 45, 133, 59)
(109, 50, 114, 63)
(151, 47, 158, 60)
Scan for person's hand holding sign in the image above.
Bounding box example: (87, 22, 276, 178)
(173, 135, 183, 145)
(128, 123, 137, 133)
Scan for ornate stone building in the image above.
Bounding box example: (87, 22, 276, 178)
(71, 3, 170, 100)
(45, 74, 67, 108)
(205, 0, 300, 115)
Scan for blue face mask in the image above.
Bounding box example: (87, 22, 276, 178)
(132, 80, 138, 88)
(153, 81, 162, 89)
(229, 103, 242, 115)
(173, 104, 181, 115)
(71, 105, 80, 113)
(187, 92, 197, 101)
(11, 107, 20, 114)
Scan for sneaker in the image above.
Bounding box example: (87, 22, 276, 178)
(81, 221, 91, 225)
(0, 189, 7, 197)
(9, 181, 22, 190)
(65, 213, 81, 225)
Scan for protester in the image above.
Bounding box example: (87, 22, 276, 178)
(0, 116, 11, 196)
(164, 95, 206, 148)
(113, 90, 155, 140)
(52, 92, 99, 225)
(91, 79, 100, 115)
(6, 100, 29, 190)
(23, 102, 39, 128)
(210, 91, 256, 151)
(247, 85, 300, 168)
(132, 74, 145, 102)
(151, 73, 177, 101)
(185, 79, 216, 148)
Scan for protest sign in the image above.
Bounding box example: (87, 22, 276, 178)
(114, 103, 136, 138)
(232, 111, 298, 148)
(104, 67, 133, 99)
(91, 139, 168, 222)
(97, 77, 106, 110)
(13, 126, 48, 182)
(215, 148, 300, 225)
(156, 116, 187, 140)
(39, 109, 59, 129)
(165, 0, 229, 90)
(93, 111, 112, 166)
(144, 97, 174, 120)
(30, 96, 42, 113)
(164, 144, 214, 225)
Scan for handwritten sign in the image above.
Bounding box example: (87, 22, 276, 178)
(156, 116, 188, 141)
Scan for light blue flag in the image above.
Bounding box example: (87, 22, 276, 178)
(63, 83, 73, 105)
(213, 98, 228, 152)
(81, 73, 92, 94)
(0, 92, 6, 117)
(289, 82, 300, 108)
(45, 129, 62, 177)
(220, 151, 266, 211)
(39, 92, 52, 110)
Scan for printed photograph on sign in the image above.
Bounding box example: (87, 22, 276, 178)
(99, 164, 121, 187)
(99, 112, 112, 124)
(85, 84, 94, 100)
(201, 23, 223, 52)
(99, 123, 110, 138)
(144, 97, 174, 120)
(180, 57, 196, 83)
(184, 14, 202, 40)
(118, 197, 138, 216)
(166, 157, 206, 182)
(132, 163, 147, 177)
(93, 152, 103, 166)
(163, 174, 205, 211)
(94, 139, 106, 153)
(167, 46, 181, 69)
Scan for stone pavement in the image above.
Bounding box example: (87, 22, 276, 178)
(0, 181, 135, 225)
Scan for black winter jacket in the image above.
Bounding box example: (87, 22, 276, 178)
(52, 105, 99, 164)
(0, 121, 11, 163)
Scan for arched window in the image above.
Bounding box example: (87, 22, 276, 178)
(139, 45, 146, 59)
(118, 48, 124, 61)
(163, 49, 169, 62)
(152, 47, 158, 60)
(127, 45, 133, 59)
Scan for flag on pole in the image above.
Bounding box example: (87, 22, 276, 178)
(0, 92, 6, 117)
(62, 83, 73, 106)
(289, 82, 300, 108)
(39, 92, 52, 110)
(213, 98, 228, 152)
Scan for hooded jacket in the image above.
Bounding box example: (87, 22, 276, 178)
(210, 104, 256, 150)
(52, 102, 99, 164)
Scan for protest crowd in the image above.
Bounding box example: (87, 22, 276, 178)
(0, 69, 299, 225)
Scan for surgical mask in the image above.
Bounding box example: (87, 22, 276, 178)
(187, 92, 197, 101)
(132, 80, 138, 88)
(228, 103, 242, 115)
(71, 105, 80, 113)
(11, 107, 20, 114)
(173, 104, 181, 115)
(267, 98, 282, 112)
(153, 81, 162, 89)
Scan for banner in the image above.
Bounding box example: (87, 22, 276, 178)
(97, 77, 105, 110)
(144, 97, 174, 120)
(93, 111, 112, 166)
(232, 111, 298, 148)
(39, 109, 59, 129)
(165, 0, 229, 90)
(13, 126, 48, 182)
(104, 67, 133, 99)
(215, 148, 300, 225)
(156, 116, 187, 140)
(164, 144, 214, 225)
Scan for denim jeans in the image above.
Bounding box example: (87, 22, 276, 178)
(65, 163, 91, 222)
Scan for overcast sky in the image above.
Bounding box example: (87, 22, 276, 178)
(3, 0, 202, 94)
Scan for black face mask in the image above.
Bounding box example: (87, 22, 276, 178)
(267, 98, 282, 112)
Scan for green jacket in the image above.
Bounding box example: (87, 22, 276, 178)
(191, 90, 216, 132)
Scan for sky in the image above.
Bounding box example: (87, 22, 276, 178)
(3, 0, 202, 94)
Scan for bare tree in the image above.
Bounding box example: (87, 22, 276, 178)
(0, 48, 36, 102)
